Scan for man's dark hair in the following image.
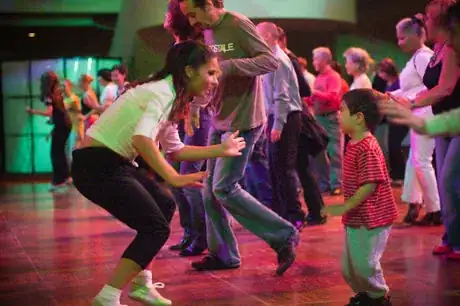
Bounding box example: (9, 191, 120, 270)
(112, 64, 127, 75)
(342, 89, 385, 132)
(190, 0, 224, 9)
(97, 69, 112, 82)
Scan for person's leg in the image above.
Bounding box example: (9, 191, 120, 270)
(388, 124, 409, 183)
(433, 137, 452, 253)
(346, 226, 392, 304)
(297, 141, 326, 225)
(50, 127, 71, 187)
(312, 116, 331, 192)
(400, 147, 422, 224)
(204, 126, 298, 274)
(244, 132, 273, 207)
(437, 137, 460, 258)
(411, 131, 441, 225)
(342, 227, 367, 304)
(268, 112, 305, 225)
(71, 149, 172, 306)
(327, 114, 343, 194)
(179, 113, 211, 255)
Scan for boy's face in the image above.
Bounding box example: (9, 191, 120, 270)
(339, 101, 359, 134)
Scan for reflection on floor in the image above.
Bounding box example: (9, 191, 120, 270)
(0, 182, 459, 306)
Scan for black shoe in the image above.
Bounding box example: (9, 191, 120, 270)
(402, 203, 420, 224)
(191, 255, 240, 271)
(432, 211, 442, 225)
(169, 237, 191, 251)
(346, 292, 369, 306)
(179, 239, 207, 257)
(305, 214, 327, 226)
(275, 231, 300, 276)
(414, 212, 434, 226)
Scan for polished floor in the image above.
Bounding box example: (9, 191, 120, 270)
(0, 182, 459, 306)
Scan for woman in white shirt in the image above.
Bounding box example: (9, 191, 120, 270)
(71, 41, 245, 306)
(392, 16, 441, 226)
(343, 47, 373, 90)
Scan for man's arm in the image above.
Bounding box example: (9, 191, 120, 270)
(219, 16, 279, 77)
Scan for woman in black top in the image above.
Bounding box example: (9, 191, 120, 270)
(26, 71, 72, 191)
(390, 0, 460, 259)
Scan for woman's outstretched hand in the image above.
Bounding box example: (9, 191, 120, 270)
(221, 131, 246, 157)
(379, 98, 427, 134)
(170, 171, 208, 188)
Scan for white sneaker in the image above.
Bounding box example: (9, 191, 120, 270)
(91, 296, 127, 306)
(129, 283, 172, 306)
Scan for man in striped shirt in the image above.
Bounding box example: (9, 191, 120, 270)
(326, 89, 397, 306)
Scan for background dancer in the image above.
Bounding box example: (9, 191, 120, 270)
(71, 41, 246, 306)
(26, 71, 72, 191)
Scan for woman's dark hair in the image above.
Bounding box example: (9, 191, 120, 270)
(342, 89, 385, 132)
(131, 40, 215, 122)
(187, 0, 224, 9)
(112, 64, 127, 75)
(40, 71, 71, 127)
(167, 0, 203, 41)
(97, 69, 112, 82)
(378, 58, 399, 78)
(447, 1, 460, 29)
(426, 0, 458, 29)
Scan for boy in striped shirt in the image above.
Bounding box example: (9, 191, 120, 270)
(325, 89, 397, 306)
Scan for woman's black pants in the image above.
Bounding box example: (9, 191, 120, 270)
(71, 147, 176, 269)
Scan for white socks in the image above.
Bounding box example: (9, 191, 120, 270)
(94, 285, 123, 306)
(133, 270, 153, 287)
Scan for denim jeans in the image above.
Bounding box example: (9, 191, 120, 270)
(435, 136, 460, 250)
(172, 109, 211, 244)
(204, 125, 296, 265)
(241, 131, 272, 207)
(313, 113, 343, 191)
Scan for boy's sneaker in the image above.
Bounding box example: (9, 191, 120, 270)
(129, 282, 172, 306)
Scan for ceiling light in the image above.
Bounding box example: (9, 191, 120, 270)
(28, 32, 36, 38)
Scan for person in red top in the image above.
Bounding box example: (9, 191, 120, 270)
(308, 47, 344, 196)
(325, 89, 397, 306)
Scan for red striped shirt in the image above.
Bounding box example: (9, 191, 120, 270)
(342, 135, 398, 229)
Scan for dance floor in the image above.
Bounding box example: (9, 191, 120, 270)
(1, 181, 460, 306)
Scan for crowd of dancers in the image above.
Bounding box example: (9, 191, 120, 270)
(25, 0, 460, 305)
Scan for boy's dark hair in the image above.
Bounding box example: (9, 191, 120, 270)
(189, 0, 224, 9)
(112, 64, 127, 75)
(97, 69, 112, 82)
(342, 89, 385, 132)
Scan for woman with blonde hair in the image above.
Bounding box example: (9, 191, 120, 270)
(343, 47, 373, 90)
(63, 80, 84, 159)
(78, 74, 99, 131)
